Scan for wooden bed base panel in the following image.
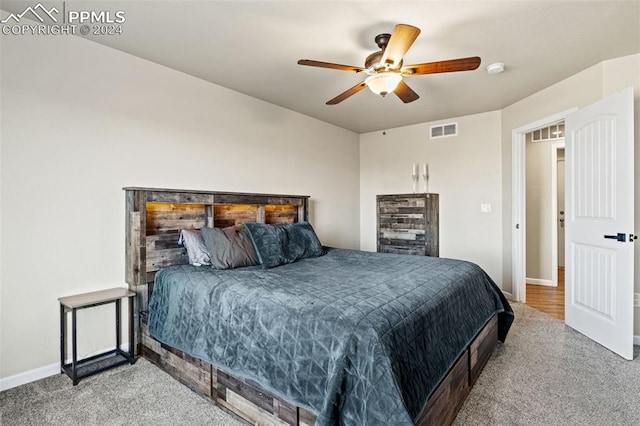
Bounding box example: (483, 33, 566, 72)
(140, 321, 317, 426)
(470, 315, 499, 386)
(139, 315, 497, 426)
(417, 315, 498, 426)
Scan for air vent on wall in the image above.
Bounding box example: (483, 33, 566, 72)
(430, 123, 457, 139)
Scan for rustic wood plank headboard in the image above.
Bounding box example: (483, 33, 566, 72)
(124, 187, 309, 348)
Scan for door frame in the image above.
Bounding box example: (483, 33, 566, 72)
(512, 108, 577, 302)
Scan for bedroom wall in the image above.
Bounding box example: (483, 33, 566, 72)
(500, 62, 604, 297)
(359, 110, 503, 285)
(525, 134, 564, 284)
(0, 31, 360, 381)
(359, 53, 639, 335)
(501, 54, 640, 331)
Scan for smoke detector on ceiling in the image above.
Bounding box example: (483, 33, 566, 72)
(486, 63, 505, 74)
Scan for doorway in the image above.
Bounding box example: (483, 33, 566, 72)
(512, 88, 634, 359)
(523, 125, 566, 319)
(510, 108, 577, 304)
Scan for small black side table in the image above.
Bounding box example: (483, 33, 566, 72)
(59, 287, 136, 385)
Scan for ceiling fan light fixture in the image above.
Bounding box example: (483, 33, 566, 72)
(365, 72, 402, 96)
(298, 24, 480, 104)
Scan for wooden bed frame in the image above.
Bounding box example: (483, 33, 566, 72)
(124, 187, 498, 426)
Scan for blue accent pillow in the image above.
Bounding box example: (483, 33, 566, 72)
(243, 222, 324, 269)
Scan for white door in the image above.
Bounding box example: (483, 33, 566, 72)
(565, 87, 634, 360)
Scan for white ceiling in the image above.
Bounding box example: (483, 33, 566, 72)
(3, 1, 639, 133)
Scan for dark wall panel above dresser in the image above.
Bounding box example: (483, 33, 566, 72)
(377, 193, 439, 257)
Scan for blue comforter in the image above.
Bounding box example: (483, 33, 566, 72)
(149, 248, 513, 425)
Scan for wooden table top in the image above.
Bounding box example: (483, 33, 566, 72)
(58, 287, 135, 309)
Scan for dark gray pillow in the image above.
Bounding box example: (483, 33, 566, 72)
(285, 222, 324, 260)
(178, 229, 211, 266)
(243, 222, 323, 269)
(200, 225, 259, 269)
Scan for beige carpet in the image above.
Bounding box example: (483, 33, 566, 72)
(455, 303, 640, 425)
(2, 303, 638, 425)
(0, 357, 244, 425)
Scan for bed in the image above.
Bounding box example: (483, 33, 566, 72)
(124, 187, 513, 426)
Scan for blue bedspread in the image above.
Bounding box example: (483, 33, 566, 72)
(149, 248, 513, 425)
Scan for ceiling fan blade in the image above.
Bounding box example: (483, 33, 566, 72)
(326, 82, 367, 105)
(380, 24, 421, 68)
(298, 59, 365, 73)
(394, 80, 419, 103)
(402, 56, 481, 75)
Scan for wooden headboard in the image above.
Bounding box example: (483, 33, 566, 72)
(124, 187, 309, 344)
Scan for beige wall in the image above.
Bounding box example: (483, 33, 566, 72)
(359, 111, 504, 285)
(501, 63, 605, 294)
(501, 54, 640, 331)
(0, 31, 360, 379)
(526, 136, 551, 282)
(361, 53, 640, 333)
(501, 54, 640, 292)
(525, 135, 564, 283)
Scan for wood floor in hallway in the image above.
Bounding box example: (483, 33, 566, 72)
(526, 268, 565, 320)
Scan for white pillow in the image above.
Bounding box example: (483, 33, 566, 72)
(178, 230, 211, 266)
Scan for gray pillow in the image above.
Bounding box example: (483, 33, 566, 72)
(178, 230, 211, 266)
(285, 222, 325, 260)
(200, 225, 259, 269)
(243, 222, 324, 269)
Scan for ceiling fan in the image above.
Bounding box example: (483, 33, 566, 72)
(298, 24, 481, 105)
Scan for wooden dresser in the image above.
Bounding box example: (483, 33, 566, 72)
(376, 193, 439, 256)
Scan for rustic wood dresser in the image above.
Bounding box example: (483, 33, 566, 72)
(377, 193, 439, 256)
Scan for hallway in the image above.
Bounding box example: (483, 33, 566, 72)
(526, 268, 565, 320)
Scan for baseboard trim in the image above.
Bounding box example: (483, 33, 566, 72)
(526, 277, 555, 287)
(0, 362, 59, 392)
(0, 343, 130, 391)
(1, 331, 635, 392)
